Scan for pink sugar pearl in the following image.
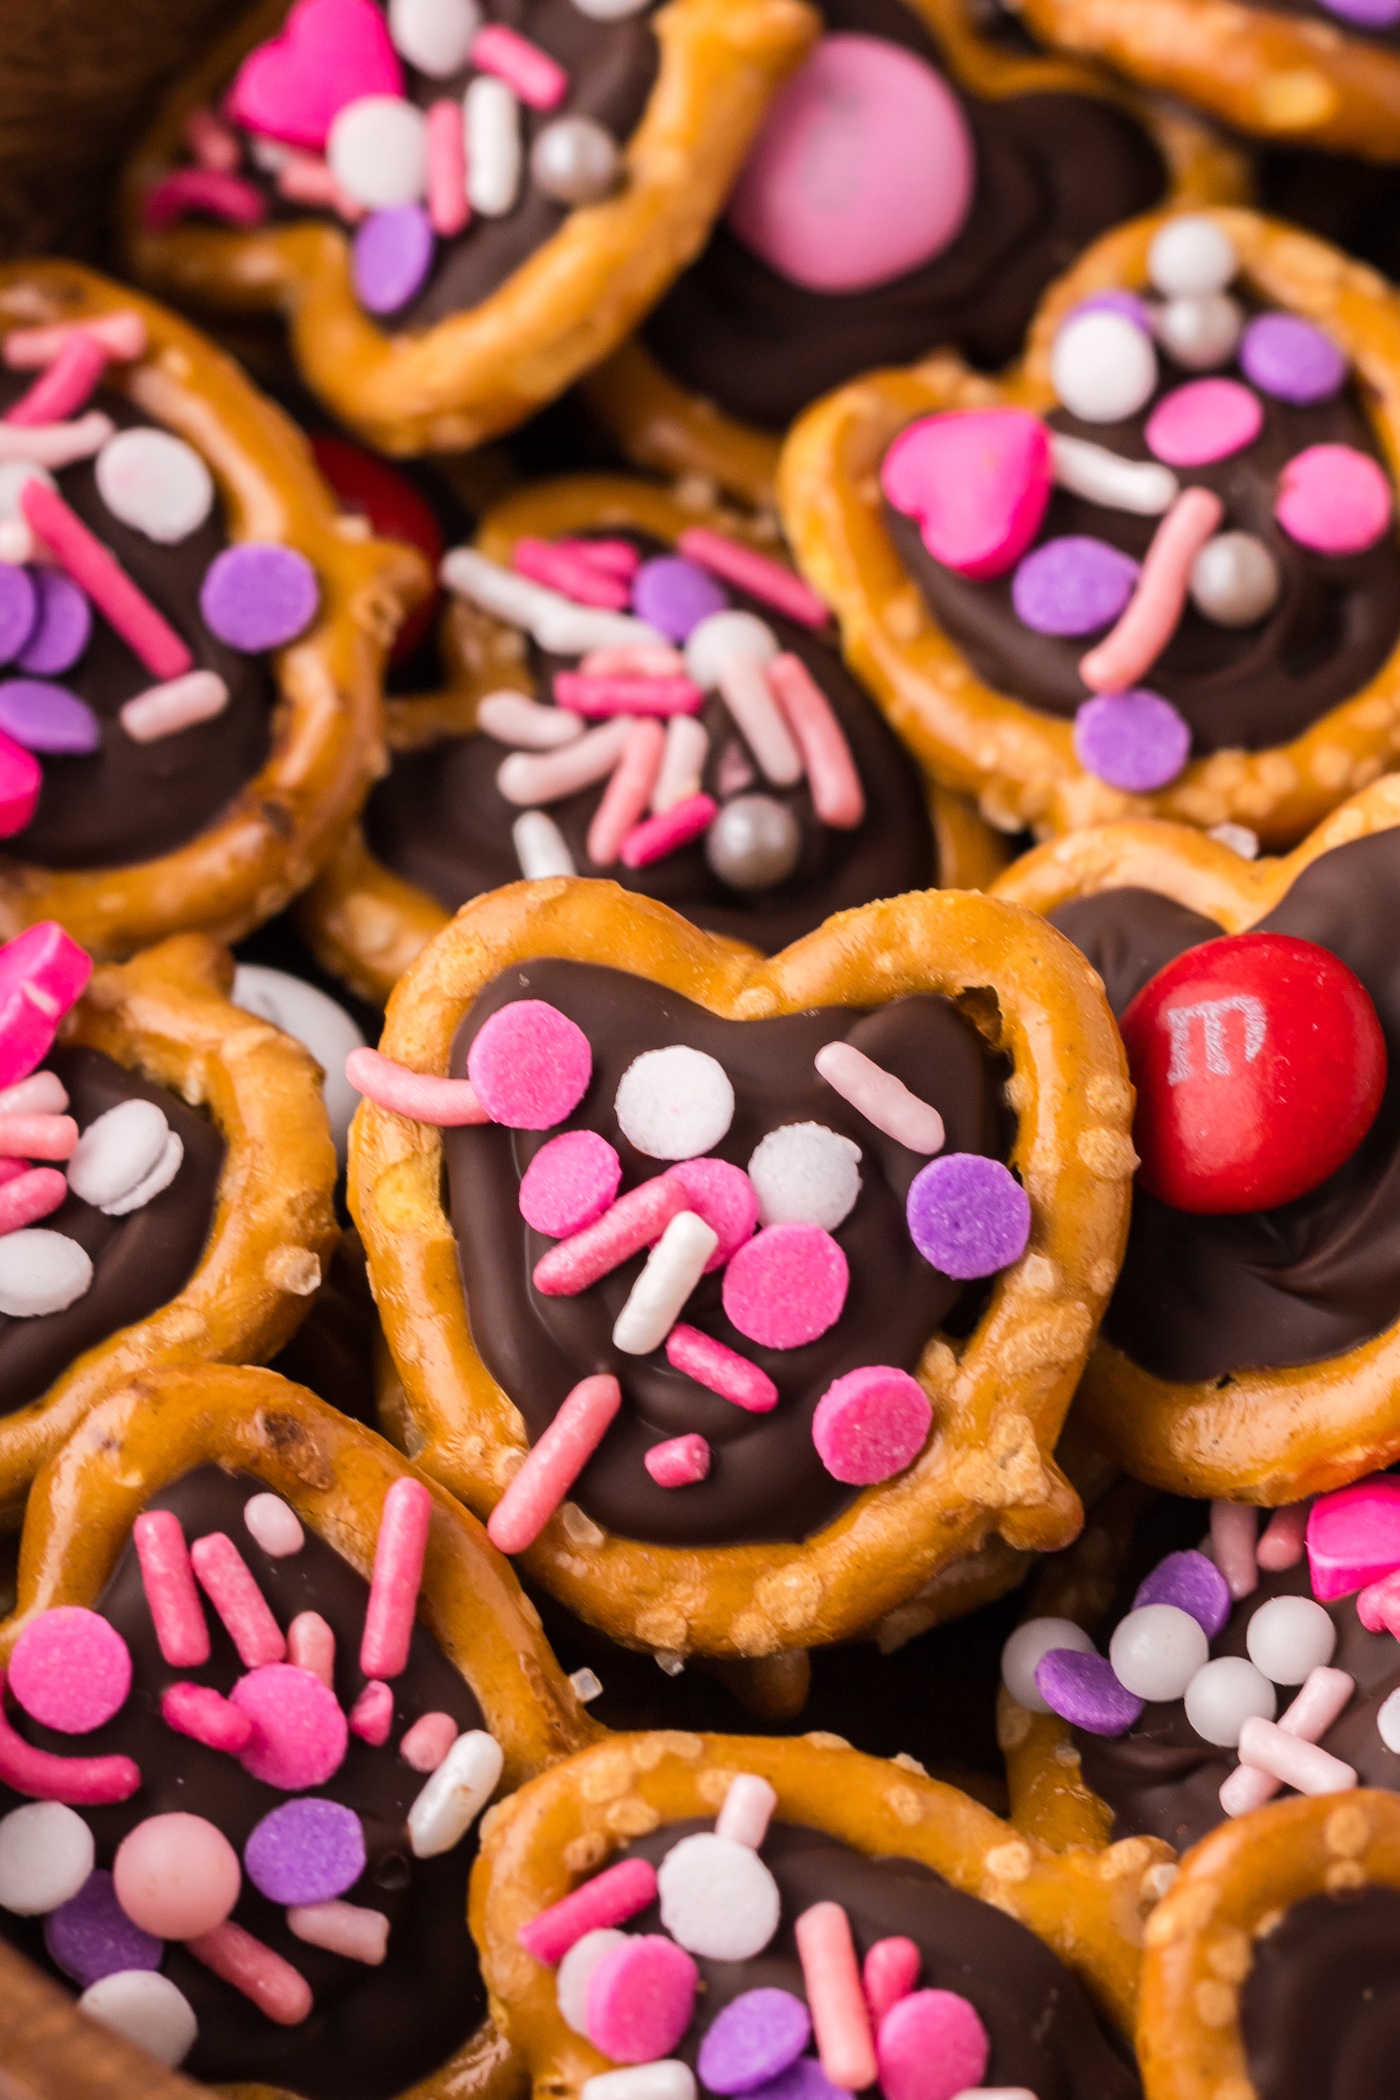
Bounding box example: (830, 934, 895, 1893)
(519, 1130, 621, 1237)
(722, 1224, 849, 1349)
(230, 1663, 349, 1791)
(9, 1608, 132, 1735)
(113, 1812, 240, 1940)
(466, 1000, 592, 1130)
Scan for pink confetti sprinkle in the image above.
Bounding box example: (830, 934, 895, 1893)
(554, 673, 704, 719)
(0, 1166, 67, 1236)
(487, 1373, 621, 1554)
(513, 536, 629, 609)
(119, 670, 230, 744)
(0, 732, 40, 843)
(5, 335, 108, 429)
(349, 1680, 394, 1744)
(4, 312, 146, 369)
(767, 653, 864, 828)
(470, 23, 568, 109)
(586, 717, 666, 867)
(345, 1046, 488, 1126)
(141, 168, 268, 231)
(876, 1989, 989, 2100)
(1276, 443, 1394, 556)
(863, 1937, 921, 2023)
(0, 1668, 140, 1804)
(619, 792, 718, 869)
(1258, 1502, 1310, 1571)
(190, 1533, 286, 1669)
(1211, 1500, 1259, 1602)
(0, 921, 91, 1087)
(557, 539, 641, 580)
(519, 1855, 659, 1965)
(722, 1224, 849, 1349)
(677, 527, 828, 629)
(467, 999, 592, 1130)
(811, 1365, 932, 1485)
(586, 1935, 698, 2063)
(287, 1611, 335, 1688)
(665, 1323, 777, 1411)
(9, 1608, 131, 1734)
(645, 1433, 711, 1489)
(427, 99, 469, 237)
(796, 1902, 877, 2091)
(1219, 1665, 1356, 1816)
(519, 1129, 622, 1238)
(400, 1711, 457, 1772)
(668, 1156, 758, 1272)
(133, 1510, 209, 1668)
(1079, 485, 1223, 696)
(187, 1918, 313, 2025)
(0, 1111, 76, 1159)
(231, 1663, 349, 1791)
(161, 1680, 254, 1754)
(184, 105, 242, 173)
(360, 1474, 432, 1681)
(1145, 378, 1264, 468)
(1308, 1477, 1400, 1599)
(532, 1172, 688, 1296)
(20, 479, 192, 682)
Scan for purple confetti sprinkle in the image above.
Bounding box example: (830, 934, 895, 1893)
(743, 2062, 848, 2100)
(0, 563, 36, 667)
(353, 205, 436, 317)
(1239, 313, 1348, 407)
(44, 1869, 163, 1988)
(0, 678, 100, 754)
(1012, 537, 1140, 638)
(17, 569, 91, 676)
(699, 1989, 813, 2095)
(1133, 1549, 1231, 1639)
(244, 1796, 366, 1906)
(1069, 291, 1154, 334)
(1317, 0, 1400, 23)
(906, 1153, 1031, 1281)
(201, 542, 320, 654)
(631, 556, 729, 642)
(1034, 1649, 1144, 1737)
(1073, 688, 1191, 793)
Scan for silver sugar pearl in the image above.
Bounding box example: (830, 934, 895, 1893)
(1189, 532, 1281, 629)
(1154, 292, 1243, 372)
(530, 118, 621, 206)
(706, 793, 801, 891)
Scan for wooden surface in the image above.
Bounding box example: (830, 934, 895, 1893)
(0, 1939, 206, 2099)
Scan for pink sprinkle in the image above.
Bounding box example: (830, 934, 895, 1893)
(585, 1935, 698, 2063)
(427, 99, 469, 237)
(620, 792, 718, 868)
(349, 1680, 394, 1744)
(1356, 1569, 1400, 1635)
(120, 670, 230, 743)
(9, 1607, 131, 1734)
(513, 537, 629, 609)
(1211, 1500, 1259, 1601)
(184, 105, 242, 172)
(532, 1172, 688, 1295)
(360, 1474, 432, 1680)
(665, 1323, 777, 1411)
(1306, 1478, 1400, 1600)
(645, 1433, 711, 1488)
(812, 1365, 932, 1485)
(554, 672, 704, 720)
(276, 152, 364, 220)
(814, 1041, 944, 1156)
(714, 1771, 777, 1850)
(1236, 1714, 1356, 1798)
(796, 1901, 878, 2090)
(4, 312, 146, 370)
(669, 1157, 758, 1272)
(187, 1919, 313, 2026)
(586, 717, 666, 866)
(518, 1855, 659, 1965)
(345, 1046, 488, 1126)
(467, 999, 593, 1130)
(722, 1224, 849, 1350)
(0, 1158, 28, 1190)
(0, 417, 112, 468)
(863, 1937, 921, 2023)
(1145, 378, 1264, 468)
(767, 653, 864, 828)
(1258, 1502, 1311, 1571)
(133, 1510, 209, 1667)
(876, 1989, 989, 2100)
(1219, 1665, 1355, 1816)
(677, 527, 828, 629)
(470, 23, 568, 109)
(1276, 443, 1394, 556)
(0, 730, 38, 840)
(5, 335, 108, 428)
(400, 1711, 458, 1772)
(0, 1112, 76, 1159)
(190, 1533, 286, 1668)
(519, 1129, 622, 1238)
(1079, 485, 1223, 695)
(142, 168, 268, 231)
(20, 479, 192, 681)
(230, 1663, 349, 1790)
(0, 1668, 140, 1804)
(288, 1900, 389, 1965)
(287, 1611, 335, 1688)
(0, 1166, 67, 1236)
(487, 1374, 621, 1554)
(161, 1680, 254, 1754)
(557, 539, 641, 580)
(0, 921, 90, 1087)
(580, 645, 687, 679)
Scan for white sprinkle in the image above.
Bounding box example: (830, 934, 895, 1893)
(583, 2068, 697, 2100)
(0, 1230, 93, 1316)
(441, 546, 664, 655)
(1050, 434, 1178, 516)
(329, 95, 428, 209)
(1153, 292, 1243, 373)
(243, 1492, 305, 1559)
(120, 670, 230, 743)
(1000, 1618, 1097, 1714)
(95, 427, 213, 545)
(513, 810, 577, 879)
(68, 1098, 170, 1210)
(714, 1772, 777, 1851)
(389, 0, 481, 74)
(407, 1729, 503, 1858)
(657, 1831, 780, 1961)
(684, 610, 778, 692)
(1050, 311, 1157, 424)
(1208, 822, 1260, 859)
(1219, 1665, 1353, 1814)
(497, 717, 633, 807)
(615, 1044, 735, 1159)
(714, 655, 802, 787)
(465, 76, 522, 218)
(232, 963, 365, 1166)
(652, 714, 709, 813)
(0, 1071, 68, 1116)
(568, 1666, 603, 1704)
(287, 1900, 390, 1964)
(1147, 215, 1237, 298)
(0, 1802, 94, 1916)
(748, 1122, 861, 1232)
(0, 419, 112, 471)
(569, 0, 651, 15)
(1378, 1685, 1400, 1753)
(612, 1210, 717, 1355)
(559, 1927, 627, 2033)
(77, 1971, 198, 2068)
(1184, 1655, 1276, 1748)
(477, 691, 584, 748)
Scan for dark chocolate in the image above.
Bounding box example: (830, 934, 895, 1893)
(1240, 1887, 1400, 2100)
(446, 959, 1009, 1547)
(1260, 150, 1400, 285)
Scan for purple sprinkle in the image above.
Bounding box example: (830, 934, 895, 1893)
(200, 542, 320, 654)
(353, 205, 436, 317)
(0, 562, 36, 667)
(1239, 313, 1347, 406)
(1073, 688, 1191, 793)
(1317, 0, 1400, 23)
(630, 556, 729, 642)
(0, 678, 100, 754)
(244, 1796, 366, 1906)
(17, 569, 91, 676)
(1034, 1649, 1144, 1737)
(1069, 291, 1153, 334)
(743, 2062, 847, 2100)
(906, 1153, 1031, 1281)
(1011, 537, 1140, 638)
(44, 1870, 163, 1988)
(1133, 1548, 1232, 1639)
(699, 1989, 812, 2095)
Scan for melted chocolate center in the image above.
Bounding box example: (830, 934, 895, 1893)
(1241, 1887, 1400, 2100)
(446, 960, 1009, 1547)
(0, 1465, 486, 2100)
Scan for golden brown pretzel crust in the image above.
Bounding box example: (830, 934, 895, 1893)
(992, 771, 1400, 1504)
(118, 0, 819, 457)
(349, 876, 1133, 1659)
(780, 208, 1400, 847)
(0, 1363, 599, 2100)
(0, 262, 424, 960)
(1023, 0, 1400, 160)
(299, 473, 1008, 1009)
(0, 933, 340, 1520)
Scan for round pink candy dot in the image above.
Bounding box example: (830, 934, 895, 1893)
(229, 1663, 349, 1791)
(519, 1130, 621, 1237)
(669, 1156, 759, 1272)
(466, 1000, 592, 1130)
(812, 1365, 933, 1485)
(876, 1988, 989, 2100)
(585, 1933, 699, 2063)
(1276, 443, 1394, 555)
(113, 1813, 240, 1941)
(9, 1608, 132, 1735)
(721, 1224, 848, 1349)
(1145, 379, 1263, 468)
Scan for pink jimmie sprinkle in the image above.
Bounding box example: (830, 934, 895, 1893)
(4, 312, 146, 369)
(796, 1902, 877, 2091)
(288, 1900, 390, 1965)
(133, 1510, 209, 1667)
(0, 1167, 67, 1236)
(5, 335, 108, 428)
(557, 539, 641, 581)
(142, 169, 268, 231)
(518, 1855, 659, 1964)
(1258, 1502, 1311, 1572)
(1211, 1500, 1259, 1601)
(20, 479, 193, 681)
(513, 537, 629, 610)
(1218, 1665, 1355, 1817)
(345, 1046, 488, 1126)
(276, 153, 364, 221)
(767, 653, 864, 828)
(1356, 1570, 1400, 1635)
(1079, 485, 1223, 696)
(620, 793, 718, 869)
(863, 1937, 921, 2024)
(360, 1475, 432, 1680)
(669, 1157, 759, 1271)
(287, 1611, 335, 1688)
(645, 1434, 711, 1488)
(184, 105, 241, 172)
(349, 1680, 394, 1745)
(666, 1323, 777, 1411)
(427, 99, 469, 237)
(532, 1173, 688, 1295)
(470, 23, 568, 109)
(0, 731, 39, 839)
(487, 1373, 622, 1554)
(586, 717, 666, 867)
(0, 1669, 140, 1804)
(400, 1711, 458, 1772)
(554, 673, 704, 720)
(190, 1533, 286, 1668)
(580, 645, 686, 679)
(161, 1681, 254, 1754)
(677, 527, 828, 629)
(187, 1920, 312, 2025)
(0, 1112, 76, 1159)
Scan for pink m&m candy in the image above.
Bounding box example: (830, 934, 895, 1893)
(1275, 443, 1393, 555)
(8, 1608, 131, 1735)
(722, 1224, 848, 1349)
(882, 409, 1051, 581)
(466, 1000, 592, 1130)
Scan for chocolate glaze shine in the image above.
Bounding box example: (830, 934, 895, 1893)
(0, 1466, 486, 2100)
(1240, 1887, 1400, 2100)
(446, 960, 1008, 1547)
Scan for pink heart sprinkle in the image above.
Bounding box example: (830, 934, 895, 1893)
(228, 0, 404, 151)
(0, 922, 92, 1091)
(1306, 1477, 1400, 1600)
(881, 409, 1052, 581)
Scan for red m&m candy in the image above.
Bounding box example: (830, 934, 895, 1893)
(1121, 933, 1387, 1214)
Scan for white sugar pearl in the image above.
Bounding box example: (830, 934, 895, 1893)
(1109, 1603, 1209, 1703)
(748, 1122, 861, 1232)
(1378, 1685, 1400, 1753)
(531, 117, 621, 205)
(1000, 1617, 1097, 1713)
(706, 794, 801, 893)
(584, 2069, 697, 2100)
(101, 1131, 183, 1216)
(1183, 1655, 1277, 1747)
(1153, 292, 1243, 373)
(615, 1046, 735, 1160)
(1148, 216, 1238, 298)
(95, 428, 214, 546)
(0, 460, 53, 519)
(243, 1492, 305, 1558)
(389, 0, 481, 74)
(684, 611, 778, 692)
(0, 1802, 94, 1915)
(328, 95, 428, 209)
(1246, 1595, 1337, 1685)
(408, 1729, 503, 1858)
(657, 1831, 780, 1961)
(78, 1970, 198, 2068)
(0, 1230, 93, 1317)
(1189, 533, 1280, 629)
(1050, 311, 1157, 424)
(558, 1928, 627, 2035)
(465, 76, 522, 218)
(233, 963, 365, 1166)
(68, 1098, 170, 1210)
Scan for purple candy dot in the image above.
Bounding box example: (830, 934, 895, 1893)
(1034, 1649, 1144, 1737)
(906, 1153, 1031, 1281)
(0, 563, 36, 667)
(1012, 536, 1140, 638)
(1069, 291, 1154, 334)
(201, 543, 320, 653)
(1318, 0, 1400, 23)
(1073, 688, 1191, 793)
(353, 205, 436, 317)
(44, 1869, 163, 1988)
(1133, 1548, 1232, 1639)
(631, 556, 729, 642)
(17, 569, 91, 676)
(699, 1989, 812, 2095)
(744, 2062, 848, 2100)
(244, 1796, 366, 1906)
(1239, 313, 1348, 407)
(0, 678, 100, 754)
